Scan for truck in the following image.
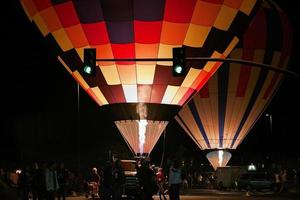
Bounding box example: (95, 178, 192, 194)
(216, 166, 247, 190)
(120, 160, 140, 199)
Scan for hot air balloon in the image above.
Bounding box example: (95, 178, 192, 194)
(175, 0, 292, 170)
(20, 0, 260, 157)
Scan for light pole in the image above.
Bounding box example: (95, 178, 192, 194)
(77, 83, 81, 173)
(265, 113, 273, 135)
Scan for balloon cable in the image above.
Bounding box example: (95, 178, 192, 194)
(160, 129, 166, 167)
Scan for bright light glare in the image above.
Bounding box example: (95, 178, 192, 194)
(218, 150, 224, 167)
(248, 163, 256, 171)
(138, 119, 148, 154)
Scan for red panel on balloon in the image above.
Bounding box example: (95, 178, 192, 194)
(32, 0, 51, 11)
(111, 44, 135, 64)
(134, 21, 162, 44)
(82, 22, 109, 45)
(244, 10, 266, 50)
(111, 85, 126, 103)
(153, 66, 171, 85)
(201, 0, 224, 4)
(54, 1, 79, 27)
(199, 83, 210, 98)
(164, 0, 197, 22)
(236, 49, 254, 97)
(195, 71, 211, 92)
(100, 85, 117, 104)
(150, 85, 167, 104)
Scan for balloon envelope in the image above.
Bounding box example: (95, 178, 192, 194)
(176, 0, 292, 166)
(21, 0, 260, 155)
(206, 150, 231, 170)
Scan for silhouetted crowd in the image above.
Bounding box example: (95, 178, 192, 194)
(2, 159, 298, 200)
(0, 161, 84, 200)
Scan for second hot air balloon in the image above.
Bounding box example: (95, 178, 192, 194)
(175, 0, 293, 170)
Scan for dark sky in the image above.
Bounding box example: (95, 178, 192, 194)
(0, 0, 299, 170)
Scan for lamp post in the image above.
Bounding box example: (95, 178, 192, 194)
(265, 113, 273, 135)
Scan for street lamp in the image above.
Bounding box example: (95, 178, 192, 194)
(265, 113, 273, 135)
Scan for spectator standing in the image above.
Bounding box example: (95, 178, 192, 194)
(156, 168, 167, 200)
(138, 160, 156, 200)
(168, 160, 182, 200)
(18, 166, 31, 200)
(57, 162, 69, 200)
(274, 171, 281, 192)
(102, 161, 113, 200)
(45, 162, 60, 200)
(31, 161, 46, 200)
(279, 169, 288, 193)
(112, 159, 125, 200)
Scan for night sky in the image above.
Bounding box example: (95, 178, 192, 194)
(0, 0, 299, 171)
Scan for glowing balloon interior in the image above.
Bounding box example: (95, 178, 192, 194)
(115, 120, 168, 155)
(206, 150, 231, 170)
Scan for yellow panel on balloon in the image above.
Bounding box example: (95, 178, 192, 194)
(184, 24, 211, 48)
(223, 36, 239, 57)
(135, 43, 159, 65)
(240, 0, 257, 15)
(90, 87, 109, 105)
(157, 44, 181, 66)
(117, 65, 137, 85)
(87, 88, 103, 106)
(136, 64, 156, 84)
(52, 28, 73, 52)
(161, 86, 179, 104)
(214, 5, 237, 31)
(181, 68, 201, 88)
(171, 87, 189, 105)
(203, 51, 223, 72)
(123, 85, 138, 103)
(100, 65, 121, 85)
(32, 14, 49, 36)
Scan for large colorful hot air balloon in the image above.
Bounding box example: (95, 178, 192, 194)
(175, 0, 292, 170)
(20, 0, 260, 157)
